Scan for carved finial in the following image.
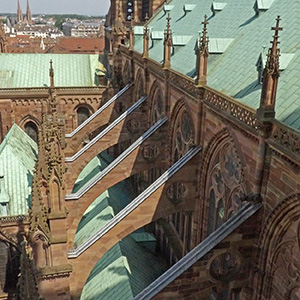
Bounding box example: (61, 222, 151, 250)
(201, 15, 209, 45)
(195, 15, 209, 86)
(257, 16, 283, 120)
(166, 13, 171, 34)
(49, 59, 54, 88)
(163, 13, 172, 69)
(145, 13, 149, 22)
(266, 15, 282, 75)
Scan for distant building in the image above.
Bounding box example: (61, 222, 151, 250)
(62, 20, 104, 37)
(14, 24, 63, 39)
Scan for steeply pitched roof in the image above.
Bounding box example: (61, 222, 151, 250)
(0, 124, 37, 216)
(0, 53, 103, 88)
(134, 0, 300, 130)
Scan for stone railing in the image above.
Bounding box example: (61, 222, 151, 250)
(0, 86, 105, 98)
(203, 89, 258, 130)
(270, 121, 300, 163)
(0, 215, 29, 225)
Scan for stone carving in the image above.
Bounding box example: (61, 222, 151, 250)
(209, 251, 240, 282)
(126, 119, 140, 134)
(142, 144, 159, 162)
(203, 90, 258, 129)
(272, 125, 300, 154)
(167, 182, 187, 204)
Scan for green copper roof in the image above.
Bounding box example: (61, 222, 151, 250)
(0, 53, 102, 88)
(72, 151, 113, 193)
(76, 152, 164, 300)
(74, 152, 133, 248)
(80, 235, 164, 300)
(134, 0, 300, 130)
(0, 124, 37, 216)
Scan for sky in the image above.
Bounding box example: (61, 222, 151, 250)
(0, 0, 110, 16)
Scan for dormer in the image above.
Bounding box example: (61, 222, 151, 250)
(208, 38, 234, 53)
(254, 0, 275, 15)
(211, 2, 227, 16)
(183, 4, 196, 14)
(151, 31, 164, 47)
(172, 35, 193, 54)
(163, 5, 174, 14)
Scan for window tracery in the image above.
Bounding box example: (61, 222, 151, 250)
(206, 142, 245, 236)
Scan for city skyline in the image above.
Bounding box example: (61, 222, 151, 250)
(0, 0, 110, 16)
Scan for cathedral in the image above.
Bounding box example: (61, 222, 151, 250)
(0, 0, 300, 299)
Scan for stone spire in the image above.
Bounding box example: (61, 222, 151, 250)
(142, 17, 150, 58)
(195, 15, 209, 86)
(49, 59, 54, 88)
(257, 16, 283, 119)
(17, 0, 23, 23)
(163, 13, 172, 69)
(26, 0, 33, 25)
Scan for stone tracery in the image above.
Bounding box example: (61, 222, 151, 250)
(203, 132, 246, 237)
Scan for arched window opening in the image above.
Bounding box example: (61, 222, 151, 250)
(77, 106, 90, 126)
(206, 142, 245, 236)
(25, 121, 38, 143)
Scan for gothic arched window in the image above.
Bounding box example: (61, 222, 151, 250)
(206, 142, 245, 236)
(25, 121, 38, 143)
(77, 106, 90, 126)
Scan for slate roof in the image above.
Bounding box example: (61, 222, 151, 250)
(0, 124, 37, 216)
(134, 0, 300, 130)
(0, 53, 103, 88)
